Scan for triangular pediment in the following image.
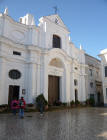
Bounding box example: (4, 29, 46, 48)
(44, 14, 69, 32)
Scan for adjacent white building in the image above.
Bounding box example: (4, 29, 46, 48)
(99, 49, 107, 106)
(0, 9, 102, 106)
(85, 54, 103, 105)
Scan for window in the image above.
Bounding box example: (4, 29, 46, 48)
(9, 70, 21, 79)
(89, 69, 92, 76)
(90, 82, 93, 88)
(74, 79, 78, 86)
(75, 67, 78, 70)
(53, 35, 61, 48)
(106, 88, 107, 99)
(90, 94, 94, 99)
(105, 66, 107, 77)
(96, 71, 99, 77)
(13, 51, 21, 56)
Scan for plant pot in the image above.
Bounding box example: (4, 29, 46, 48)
(45, 105, 48, 110)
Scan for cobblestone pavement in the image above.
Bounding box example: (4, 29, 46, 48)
(1, 108, 107, 140)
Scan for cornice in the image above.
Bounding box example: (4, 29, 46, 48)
(0, 54, 27, 63)
(0, 53, 40, 65)
(85, 53, 101, 62)
(0, 36, 41, 53)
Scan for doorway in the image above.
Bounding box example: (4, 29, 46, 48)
(75, 89, 78, 102)
(97, 92, 101, 106)
(8, 85, 20, 107)
(48, 75, 60, 105)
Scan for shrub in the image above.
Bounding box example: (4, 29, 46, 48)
(85, 99, 90, 105)
(62, 102, 67, 106)
(89, 98, 95, 106)
(70, 100, 75, 106)
(75, 100, 80, 105)
(35, 94, 48, 109)
(85, 98, 95, 106)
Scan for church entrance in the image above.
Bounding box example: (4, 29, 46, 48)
(75, 89, 78, 102)
(8, 85, 20, 107)
(48, 75, 60, 105)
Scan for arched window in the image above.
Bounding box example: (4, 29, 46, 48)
(53, 35, 61, 48)
(74, 79, 78, 86)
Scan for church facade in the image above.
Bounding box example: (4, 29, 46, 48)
(0, 9, 102, 105)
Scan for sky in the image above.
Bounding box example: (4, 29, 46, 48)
(0, 0, 107, 59)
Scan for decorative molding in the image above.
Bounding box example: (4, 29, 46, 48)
(48, 66, 64, 76)
(11, 30, 25, 42)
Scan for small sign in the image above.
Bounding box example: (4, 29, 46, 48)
(22, 89, 26, 95)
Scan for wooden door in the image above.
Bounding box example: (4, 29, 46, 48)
(8, 85, 14, 107)
(97, 92, 100, 105)
(13, 86, 19, 100)
(48, 75, 60, 105)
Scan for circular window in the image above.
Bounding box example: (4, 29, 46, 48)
(9, 70, 21, 79)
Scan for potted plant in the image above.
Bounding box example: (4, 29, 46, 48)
(85, 99, 90, 106)
(89, 98, 95, 107)
(70, 100, 75, 107)
(75, 100, 80, 106)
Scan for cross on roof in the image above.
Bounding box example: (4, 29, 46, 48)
(53, 6, 58, 14)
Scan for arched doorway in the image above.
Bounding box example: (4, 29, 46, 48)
(75, 89, 78, 102)
(48, 58, 64, 105)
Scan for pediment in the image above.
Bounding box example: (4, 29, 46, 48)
(45, 14, 69, 32)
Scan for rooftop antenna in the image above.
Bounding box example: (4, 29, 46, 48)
(53, 6, 58, 14)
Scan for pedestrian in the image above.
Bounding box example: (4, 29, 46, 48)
(11, 98, 18, 115)
(18, 97, 26, 118)
(38, 98, 45, 116)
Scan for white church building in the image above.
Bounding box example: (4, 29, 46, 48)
(0, 8, 103, 106)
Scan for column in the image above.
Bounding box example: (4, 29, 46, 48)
(27, 63, 37, 103)
(65, 66, 71, 105)
(36, 64, 41, 97)
(40, 55, 48, 101)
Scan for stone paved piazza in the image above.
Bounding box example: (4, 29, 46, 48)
(1, 108, 107, 140)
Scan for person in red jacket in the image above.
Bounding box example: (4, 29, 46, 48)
(18, 97, 26, 118)
(11, 98, 18, 115)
